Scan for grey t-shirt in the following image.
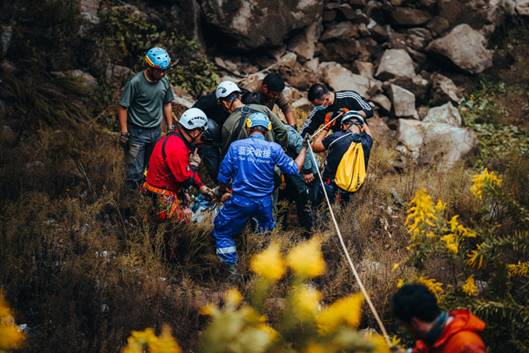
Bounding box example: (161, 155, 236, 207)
(119, 71, 175, 128)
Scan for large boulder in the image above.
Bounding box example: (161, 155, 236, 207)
(198, 0, 322, 50)
(319, 61, 380, 97)
(287, 22, 320, 61)
(427, 24, 493, 74)
(423, 102, 463, 126)
(375, 49, 415, 81)
(513, 0, 529, 15)
(390, 7, 432, 26)
(388, 84, 418, 119)
(398, 119, 477, 166)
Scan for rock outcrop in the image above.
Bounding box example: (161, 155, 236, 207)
(198, 0, 322, 50)
(427, 24, 493, 74)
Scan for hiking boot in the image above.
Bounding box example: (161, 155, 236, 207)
(226, 264, 243, 284)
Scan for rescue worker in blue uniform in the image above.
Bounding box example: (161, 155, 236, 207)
(212, 112, 308, 278)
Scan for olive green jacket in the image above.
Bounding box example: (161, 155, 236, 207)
(220, 104, 289, 156)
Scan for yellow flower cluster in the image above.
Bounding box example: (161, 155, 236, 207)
(405, 189, 442, 238)
(506, 261, 529, 278)
(0, 293, 25, 352)
(316, 293, 364, 334)
(470, 168, 503, 199)
(415, 276, 444, 302)
(287, 238, 326, 278)
(466, 247, 485, 269)
(448, 216, 477, 238)
(292, 285, 322, 320)
(122, 326, 181, 353)
(462, 276, 479, 296)
(250, 241, 286, 282)
(440, 234, 459, 254)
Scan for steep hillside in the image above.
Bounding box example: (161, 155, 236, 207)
(0, 1, 528, 353)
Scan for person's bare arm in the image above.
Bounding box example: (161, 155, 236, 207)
(118, 106, 128, 133)
(294, 147, 307, 171)
(163, 102, 174, 130)
(311, 128, 329, 153)
(361, 123, 372, 137)
(285, 111, 296, 128)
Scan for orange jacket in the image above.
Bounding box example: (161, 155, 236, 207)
(413, 310, 486, 353)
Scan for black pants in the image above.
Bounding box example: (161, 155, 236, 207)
(280, 173, 313, 232)
(198, 144, 221, 181)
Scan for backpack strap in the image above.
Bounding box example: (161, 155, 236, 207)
(231, 105, 259, 146)
(328, 132, 353, 149)
(161, 131, 180, 163)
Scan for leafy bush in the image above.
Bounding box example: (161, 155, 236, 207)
(100, 6, 218, 96)
(395, 168, 529, 352)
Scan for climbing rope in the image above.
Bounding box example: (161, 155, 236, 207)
(307, 130, 391, 346)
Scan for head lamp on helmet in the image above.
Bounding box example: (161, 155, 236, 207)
(145, 47, 171, 71)
(245, 112, 272, 131)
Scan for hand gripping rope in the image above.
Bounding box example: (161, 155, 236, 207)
(307, 118, 391, 345)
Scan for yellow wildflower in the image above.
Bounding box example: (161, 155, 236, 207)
(449, 216, 476, 238)
(466, 248, 485, 269)
(316, 293, 364, 333)
(225, 288, 243, 308)
(405, 190, 439, 238)
(391, 263, 400, 272)
(396, 279, 405, 288)
(0, 293, 25, 351)
(470, 168, 502, 199)
(250, 241, 286, 282)
(256, 323, 279, 342)
(462, 276, 479, 297)
(440, 234, 459, 254)
(507, 262, 529, 278)
(291, 285, 321, 320)
(286, 238, 326, 278)
(123, 326, 181, 353)
(366, 333, 390, 353)
(150, 325, 182, 353)
(304, 342, 330, 353)
(199, 304, 218, 316)
(416, 276, 443, 301)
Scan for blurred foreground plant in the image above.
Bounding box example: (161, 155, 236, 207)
(198, 238, 389, 353)
(122, 238, 390, 353)
(0, 293, 25, 352)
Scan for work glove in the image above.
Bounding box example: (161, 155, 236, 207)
(119, 132, 129, 146)
(189, 150, 202, 170)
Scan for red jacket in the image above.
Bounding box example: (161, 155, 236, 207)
(146, 131, 203, 192)
(413, 310, 486, 353)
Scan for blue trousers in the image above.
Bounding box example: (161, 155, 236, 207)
(125, 124, 161, 187)
(212, 194, 275, 265)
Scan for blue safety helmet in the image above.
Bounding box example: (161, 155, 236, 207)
(245, 111, 272, 131)
(145, 47, 171, 70)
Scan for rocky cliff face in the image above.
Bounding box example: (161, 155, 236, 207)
(1, 0, 528, 166)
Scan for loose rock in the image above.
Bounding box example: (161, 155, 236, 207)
(427, 24, 493, 74)
(388, 84, 418, 119)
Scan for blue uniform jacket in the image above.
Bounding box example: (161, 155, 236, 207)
(218, 134, 299, 199)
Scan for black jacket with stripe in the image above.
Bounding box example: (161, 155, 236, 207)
(301, 90, 373, 137)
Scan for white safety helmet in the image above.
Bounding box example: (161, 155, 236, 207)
(179, 108, 208, 131)
(215, 81, 241, 99)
